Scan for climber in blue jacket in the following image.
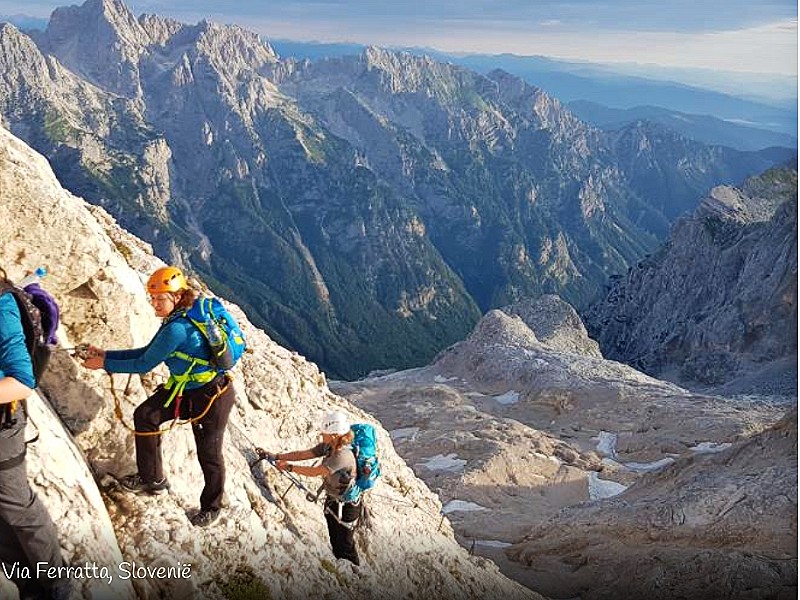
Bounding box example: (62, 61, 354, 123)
(82, 266, 236, 528)
(0, 267, 70, 600)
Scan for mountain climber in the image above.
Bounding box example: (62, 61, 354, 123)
(259, 410, 362, 565)
(82, 266, 236, 527)
(0, 267, 71, 600)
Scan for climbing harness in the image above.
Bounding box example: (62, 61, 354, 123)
(323, 495, 363, 531)
(162, 353, 219, 408)
(108, 372, 230, 437)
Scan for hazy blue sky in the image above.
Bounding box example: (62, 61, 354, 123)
(1, 0, 796, 75)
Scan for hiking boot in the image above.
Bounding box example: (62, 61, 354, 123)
(119, 474, 170, 495)
(190, 508, 220, 528)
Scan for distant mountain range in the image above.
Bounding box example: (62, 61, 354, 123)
(3, 15, 797, 149)
(0, 0, 794, 378)
(567, 101, 797, 152)
(271, 40, 798, 152)
(271, 40, 798, 106)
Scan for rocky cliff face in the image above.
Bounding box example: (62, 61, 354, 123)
(588, 165, 798, 392)
(0, 126, 538, 600)
(0, 0, 793, 379)
(332, 296, 791, 597)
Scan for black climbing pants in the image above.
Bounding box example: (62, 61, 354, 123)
(324, 497, 361, 565)
(132, 374, 236, 511)
(0, 418, 70, 600)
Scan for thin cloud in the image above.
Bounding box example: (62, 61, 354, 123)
(0, 0, 795, 75)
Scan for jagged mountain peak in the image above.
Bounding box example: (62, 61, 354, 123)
(137, 12, 184, 46)
(38, 0, 149, 97)
(188, 18, 278, 68)
(356, 45, 486, 101)
(484, 67, 591, 136)
(362, 45, 442, 70)
(612, 118, 692, 147)
(0, 20, 39, 55)
(45, 0, 146, 47)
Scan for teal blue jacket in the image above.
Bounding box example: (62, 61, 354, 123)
(0, 293, 35, 389)
(104, 314, 214, 390)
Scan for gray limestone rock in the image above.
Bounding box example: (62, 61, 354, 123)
(334, 296, 791, 596)
(507, 409, 798, 600)
(588, 166, 798, 393)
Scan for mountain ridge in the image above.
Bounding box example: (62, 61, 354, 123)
(0, 0, 793, 378)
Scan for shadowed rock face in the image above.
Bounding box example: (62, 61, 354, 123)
(588, 165, 798, 394)
(332, 295, 792, 597)
(0, 124, 539, 600)
(507, 409, 798, 600)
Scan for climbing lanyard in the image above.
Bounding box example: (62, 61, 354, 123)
(253, 452, 321, 503)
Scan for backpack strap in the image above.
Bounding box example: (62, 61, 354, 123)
(161, 306, 217, 408)
(0, 284, 38, 427)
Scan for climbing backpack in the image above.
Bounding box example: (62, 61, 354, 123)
(0, 281, 56, 386)
(341, 423, 381, 502)
(184, 296, 247, 371)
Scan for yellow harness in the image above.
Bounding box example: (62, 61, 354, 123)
(163, 351, 219, 408)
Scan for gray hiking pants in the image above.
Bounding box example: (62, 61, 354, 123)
(0, 423, 69, 600)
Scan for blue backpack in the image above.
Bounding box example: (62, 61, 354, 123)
(342, 423, 381, 502)
(184, 297, 247, 370)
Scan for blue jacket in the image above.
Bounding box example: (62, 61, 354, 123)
(0, 293, 35, 389)
(104, 314, 214, 390)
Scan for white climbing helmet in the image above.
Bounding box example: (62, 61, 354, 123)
(320, 410, 350, 435)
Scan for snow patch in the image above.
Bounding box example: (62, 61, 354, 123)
(473, 539, 512, 548)
(690, 441, 732, 454)
(595, 431, 618, 458)
(418, 453, 467, 472)
(390, 427, 420, 441)
(588, 472, 628, 500)
(494, 390, 520, 405)
(442, 500, 488, 514)
(434, 375, 458, 383)
(602, 455, 675, 473)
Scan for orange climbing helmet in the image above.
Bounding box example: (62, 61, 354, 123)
(147, 266, 188, 294)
